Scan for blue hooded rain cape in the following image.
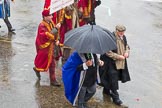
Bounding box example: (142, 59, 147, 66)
(62, 52, 83, 106)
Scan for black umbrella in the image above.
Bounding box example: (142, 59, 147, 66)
(64, 25, 117, 54)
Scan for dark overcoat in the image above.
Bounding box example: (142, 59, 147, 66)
(99, 33, 131, 90)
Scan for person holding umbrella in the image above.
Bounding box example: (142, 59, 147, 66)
(62, 52, 104, 108)
(62, 25, 117, 107)
(60, 4, 80, 65)
(100, 24, 131, 106)
(77, 53, 104, 108)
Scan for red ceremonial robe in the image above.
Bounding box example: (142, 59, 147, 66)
(34, 20, 56, 72)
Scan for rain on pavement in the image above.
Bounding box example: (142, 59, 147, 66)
(0, 0, 161, 108)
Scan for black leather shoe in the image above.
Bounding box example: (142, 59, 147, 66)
(78, 104, 85, 108)
(33, 67, 41, 80)
(110, 90, 123, 106)
(83, 103, 89, 108)
(113, 98, 123, 105)
(50, 80, 61, 87)
(9, 28, 15, 32)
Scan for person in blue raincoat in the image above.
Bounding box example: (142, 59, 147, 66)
(62, 52, 104, 108)
(0, 0, 15, 32)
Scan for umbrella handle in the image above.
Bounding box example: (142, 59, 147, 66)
(84, 53, 92, 60)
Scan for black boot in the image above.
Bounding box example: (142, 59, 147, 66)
(110, 90, 123, 105)
(9, 28, 15, 32)
(33, 67, 41, 80)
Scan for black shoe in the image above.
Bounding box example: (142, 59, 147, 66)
(83, 103, 89, 108)
(9, 28, 15, 32)
(35, 79, 40, 87)
(113, 98, 123, 106)
(50, 80, 61, 87)
(78, 104, 85, 108)
(33, 67, 41, 80)
(110, 90, 123, 106)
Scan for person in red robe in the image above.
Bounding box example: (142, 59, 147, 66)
(78, 0, 101, 25)
(77, 0, 88, 26)
(61, 4, 80, 65)
(33, 9, 61, 86)
(44, 0, 58, 25)
(44, 0, 64, 61)
(59, 3, 80, 45)
(43, 0, 80, 64)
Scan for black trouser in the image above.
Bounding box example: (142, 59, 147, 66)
(4, 16, 12, 31)
(3, 1, 12, 31)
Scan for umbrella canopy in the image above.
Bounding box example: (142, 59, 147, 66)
(64, 25, 117, 54)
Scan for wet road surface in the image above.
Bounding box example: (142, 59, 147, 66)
(0, 0, 162, 108)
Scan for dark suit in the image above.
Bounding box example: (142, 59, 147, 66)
(77, 54, 98, 108)
(77, 54, 98, 87)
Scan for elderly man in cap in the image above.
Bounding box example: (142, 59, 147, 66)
(100, 24, 131, 106)
(33, 9, 61, 86)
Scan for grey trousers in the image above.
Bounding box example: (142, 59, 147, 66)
(78, 83, 96, 105)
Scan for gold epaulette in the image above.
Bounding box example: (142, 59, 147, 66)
(65, 14, 72, 19)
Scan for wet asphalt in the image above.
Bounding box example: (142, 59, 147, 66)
(0, 0, 162, 108)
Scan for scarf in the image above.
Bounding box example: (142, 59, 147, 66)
(115, 33, 125, 69)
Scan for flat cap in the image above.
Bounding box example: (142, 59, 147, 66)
(116, 24, 126, 32)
